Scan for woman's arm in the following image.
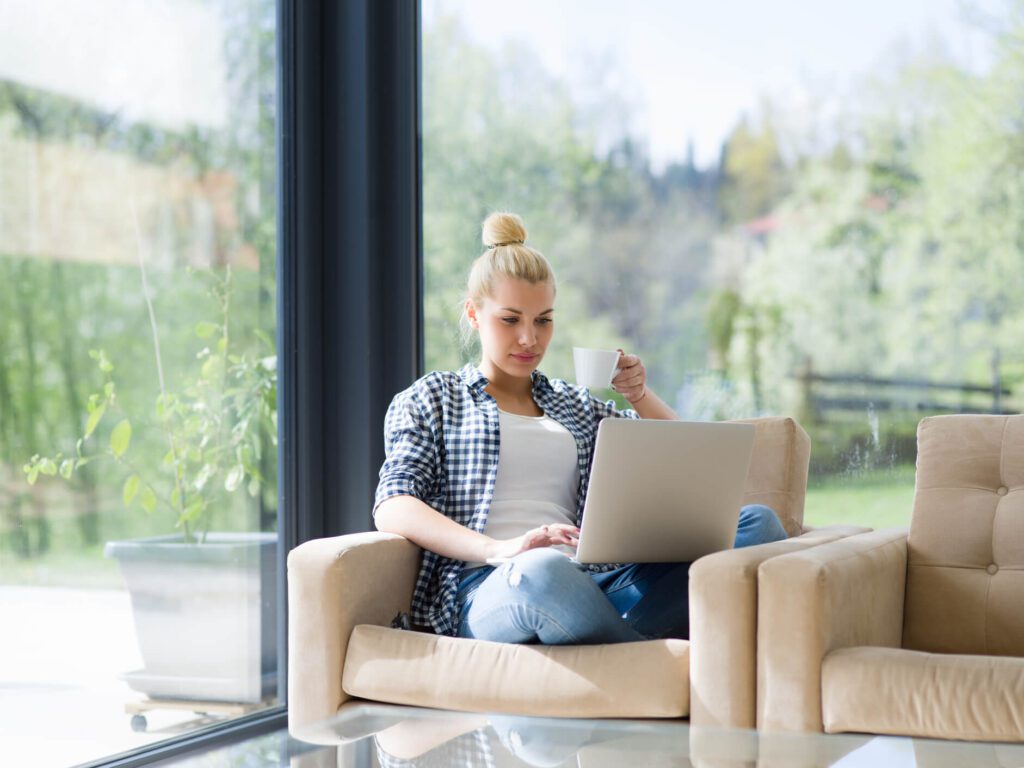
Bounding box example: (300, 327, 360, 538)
(375, 495, 578, 563)
(612, 351, 677, 420)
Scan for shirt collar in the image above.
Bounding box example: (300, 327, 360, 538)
(457, 364, 553, 398)
(458, 363, 489, 393)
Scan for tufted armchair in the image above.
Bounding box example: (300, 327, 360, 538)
(287, 416, 869, 736)
(757, 414, 1024, 741)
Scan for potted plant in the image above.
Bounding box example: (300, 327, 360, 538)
(24, 266, 278, 704)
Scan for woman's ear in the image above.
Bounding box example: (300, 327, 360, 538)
(465, 299, 480, 329)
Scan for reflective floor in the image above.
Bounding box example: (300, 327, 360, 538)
(161, 702, 1024, 768)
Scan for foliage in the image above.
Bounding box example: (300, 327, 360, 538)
(421, 2, 1024, 484)
(0, 0, 276, 560)
(23, 268, 276, 543)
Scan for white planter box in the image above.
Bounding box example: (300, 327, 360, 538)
(104, 532, 277, 704)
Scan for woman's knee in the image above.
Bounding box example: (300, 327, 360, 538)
(503, 548, 579, 590)
(736, 504, 788, 546)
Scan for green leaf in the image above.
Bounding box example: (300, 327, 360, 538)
(110, 419, 132, 457)
(195, 321, 219, 339)
(84, 403, 106, 439)
(103, 382, 115, 398)
(224, 465, 244, 492)
(183, 497, 204, 522)
(247, 478, 260, 497)
(123, 474, 140, 506)
(194, 464, 215, 491)
(97, 350, 113, 373)
(27, 467, 39, 485)
(59, 459, 75, 480)
(39, 458, 58, 476)
(140, 486, 157, 513)
(201, 355, 223, 380)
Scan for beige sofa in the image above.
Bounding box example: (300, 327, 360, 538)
(288, 416, 868, 734)
(757, 414, 1024, 741)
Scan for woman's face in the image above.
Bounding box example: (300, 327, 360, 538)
(467, 276, 556, 383)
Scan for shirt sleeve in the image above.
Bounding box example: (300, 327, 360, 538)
(589, 393, 641, 423)
(374, 387, 441, 514)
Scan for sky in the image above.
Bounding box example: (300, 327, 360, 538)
(425, 0, 998, 169)
(0, 0, 228, 129)
(0, 0, 999, 170)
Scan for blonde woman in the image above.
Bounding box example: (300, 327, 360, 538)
(374, 212, 786, 643)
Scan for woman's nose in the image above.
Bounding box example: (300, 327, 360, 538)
(518, 327, 536, 346)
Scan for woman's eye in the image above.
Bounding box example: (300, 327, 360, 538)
(501, 317, 518, 325)
(536, 318, 552, 326)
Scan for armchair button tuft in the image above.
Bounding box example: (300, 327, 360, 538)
(987, 563, 999, 575)
(997, 486, 1008, 496)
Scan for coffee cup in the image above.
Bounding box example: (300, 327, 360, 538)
(573, 347, 621, 389)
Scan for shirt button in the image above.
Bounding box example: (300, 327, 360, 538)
(996, 486, 1008, 496)
(987, 564, 999, 575)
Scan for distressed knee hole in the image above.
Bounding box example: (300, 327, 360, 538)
(501, 561, 522, 587)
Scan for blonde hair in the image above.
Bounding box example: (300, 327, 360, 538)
(459, 212, 556, 348)
(466, 212, 556, 305)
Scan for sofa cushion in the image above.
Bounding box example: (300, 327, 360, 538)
(342, 624, 689, 718)
(904, 415, 1024, 656)
(822, 646, 1024, 742)
(733, 416, 810, 537)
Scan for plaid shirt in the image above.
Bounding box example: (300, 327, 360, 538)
(375, 364, 640, 636)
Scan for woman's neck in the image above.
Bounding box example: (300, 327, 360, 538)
(478, 361, 540, 415)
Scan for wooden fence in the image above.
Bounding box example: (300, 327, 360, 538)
(798, 368, 1017, 423)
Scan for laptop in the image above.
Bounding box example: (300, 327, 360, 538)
(574, 419, 756, 564)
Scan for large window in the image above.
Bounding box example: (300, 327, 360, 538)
(421, 0, 1021, 529)
(0, 1, 278, 764)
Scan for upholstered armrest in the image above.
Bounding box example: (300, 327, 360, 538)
(688, 525, 869, 729)
(287, 532, 420, 732)
(756, 528, 909, 732)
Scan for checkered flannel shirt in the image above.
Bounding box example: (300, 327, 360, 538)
(374, 363, 639, 636)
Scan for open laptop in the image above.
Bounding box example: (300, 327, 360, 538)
(574, 419, 756, 564)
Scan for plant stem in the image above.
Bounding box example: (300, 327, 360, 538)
(130, 202, 191, 542)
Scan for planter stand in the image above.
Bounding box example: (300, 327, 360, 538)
(125, 696, 271, 733)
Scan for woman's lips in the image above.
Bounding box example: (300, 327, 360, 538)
(511, 353, 538, 362)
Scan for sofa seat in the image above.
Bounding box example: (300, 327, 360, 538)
(822, 646, 1024, 741)
(342, 624, 690, 718)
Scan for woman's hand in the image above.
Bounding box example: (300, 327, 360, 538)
(486, 523, 579, 562)
(612, 350, 647, 404)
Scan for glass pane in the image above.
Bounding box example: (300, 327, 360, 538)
(0, 1, 278, 764)
(421, 0, 1020, 530)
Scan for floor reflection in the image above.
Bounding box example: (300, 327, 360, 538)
(163, 703, 1024, 768)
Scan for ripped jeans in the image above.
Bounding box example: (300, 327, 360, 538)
(455, 503, 787, 644)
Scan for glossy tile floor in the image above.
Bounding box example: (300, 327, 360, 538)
(160, 703, 1024, 768)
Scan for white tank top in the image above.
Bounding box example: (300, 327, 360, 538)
(464, 409, 580, 567)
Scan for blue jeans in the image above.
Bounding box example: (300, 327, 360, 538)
(456, 503, 787, 644)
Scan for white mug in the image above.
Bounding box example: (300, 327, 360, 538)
(573, 347, 621, 389)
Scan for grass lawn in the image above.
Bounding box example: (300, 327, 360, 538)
(804, 464, 916, 530)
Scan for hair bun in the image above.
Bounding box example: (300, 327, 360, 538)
(482, 212, 527, 249)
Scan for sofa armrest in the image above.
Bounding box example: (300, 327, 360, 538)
(287, 532, 420, 732)
(756, 528, 909, 732)
(688, 526, 867, 729)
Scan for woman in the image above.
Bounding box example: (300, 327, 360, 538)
(375, 212, 787, 644)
